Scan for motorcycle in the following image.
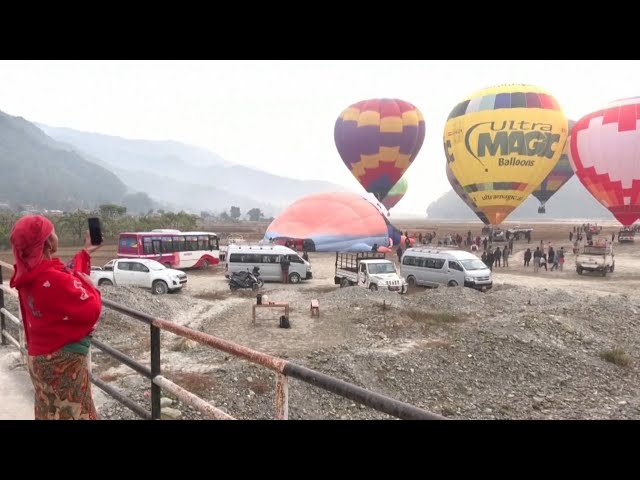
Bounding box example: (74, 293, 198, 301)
(229, 266, 264, 291)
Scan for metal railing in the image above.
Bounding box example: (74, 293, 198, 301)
(0, 260, 445, 420)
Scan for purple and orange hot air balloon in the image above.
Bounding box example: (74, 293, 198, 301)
(532, 120, 576, 214)
(334, 98, 425, 201)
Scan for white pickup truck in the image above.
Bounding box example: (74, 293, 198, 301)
(618, 230, 635, 243)
(90, 258, 188, 294)
(576, 243, 615, 276)
(334, 252, 408, 294)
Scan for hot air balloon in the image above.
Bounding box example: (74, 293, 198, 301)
(382, 176, 409, 211)
(570, 97, 640, 227)
(532, 120, 576, 214)
(446, 164, 489, 224)
(334, 98, 425, 201)
(265, 192, 404, 252)
(443, 84, 569, 225)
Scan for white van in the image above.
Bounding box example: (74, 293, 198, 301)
(400, 248, 492, 290)
(225, 244, 312, 284)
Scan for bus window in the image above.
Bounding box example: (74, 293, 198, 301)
(143, 238, 153, 255)
(198, 236, 208, 250)
(152, 239, 161, 254)
(118, 235, 139, 255)
(208, 236, 219, 251)
(186, 236, 199, 251)
(161, 237, 173, 253)
(173, 236, 186, 252)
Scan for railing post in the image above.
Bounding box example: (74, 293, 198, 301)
(150, 324, 162, 420)
(0, 265, 6, 346)
(275, 373, 289, 420)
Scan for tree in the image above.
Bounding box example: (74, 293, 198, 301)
(219, 211, 230, 221)
(58, 210, 89, 242)
(246, 208, 264, 222)
(230, 206, 241, 220)
(99, 204, 127, 221)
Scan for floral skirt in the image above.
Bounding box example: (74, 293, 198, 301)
(27, 350, 99, 420)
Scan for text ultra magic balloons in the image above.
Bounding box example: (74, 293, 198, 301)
(382, 176, 408, 211)
(532, 119, 576, 210)
(334, 98, 425, 201)
(570, 97, 640, 227)
(443, 84, 568, 225)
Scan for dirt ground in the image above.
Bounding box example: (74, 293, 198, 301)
(2, 219, 639, 420)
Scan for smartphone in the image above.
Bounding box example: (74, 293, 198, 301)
(88, 217, 103, 246)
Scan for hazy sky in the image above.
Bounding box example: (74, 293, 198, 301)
(1, 60, 639, 215)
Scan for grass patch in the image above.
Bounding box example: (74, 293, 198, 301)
(405, 309, 461, 324)
(194, 291, 229, 301)
(168, 371, 216, 397)
(600, 348, 633, 368)
(304, 285, 338, 294)
(170, 338, 200, 352)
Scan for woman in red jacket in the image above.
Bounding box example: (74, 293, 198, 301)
(9, 215, 104, 420)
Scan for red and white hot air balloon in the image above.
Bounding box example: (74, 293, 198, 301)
(570, 97, 640, 227)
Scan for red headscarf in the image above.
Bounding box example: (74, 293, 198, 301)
(9, 215, 54, 284)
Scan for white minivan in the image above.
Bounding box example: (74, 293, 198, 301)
(400, 248, 492, 290)
(225, 244, 312, 284)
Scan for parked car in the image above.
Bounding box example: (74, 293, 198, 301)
(400, 248, 492, 290)
(90, 258, 187, 294)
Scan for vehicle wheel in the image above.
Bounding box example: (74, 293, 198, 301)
(610, 263, 615, 273)
(163, 262, 172, 269)
(576, 266, 583, 275)
(407, 276, 416, 287)
(257, 279, 265, 288)
(340, 278, 350, 288)
(369, 284, 378, 292)
(230, 284, 237, 291)
(201, 259, 210, 269)
(601, 269, 607, 277)
(289, 272, 301, 284)
(448, 280, 459, 287)
(152, 280, 168, 295)
(98, 279, 113, 287)
(251, 282, 260, 291)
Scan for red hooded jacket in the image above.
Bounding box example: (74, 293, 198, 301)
(10, 250, 102, 356)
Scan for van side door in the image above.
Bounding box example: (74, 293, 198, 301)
(425, 257, 447, 286)
(448, 260, 465, 286)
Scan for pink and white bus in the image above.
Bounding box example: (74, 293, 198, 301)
(117, 229, 220, 269)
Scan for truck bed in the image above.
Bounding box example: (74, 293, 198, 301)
(335, 251, 385, 271)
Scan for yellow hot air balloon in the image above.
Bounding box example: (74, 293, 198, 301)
(443, 84, 568, 225)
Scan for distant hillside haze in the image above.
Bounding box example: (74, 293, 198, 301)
(38, 123, 352, 214)
(427, 176, 614, 222)
(110, 166, 281, 215)
(36, 124, 230, 168)
(0, 111, 148, 212)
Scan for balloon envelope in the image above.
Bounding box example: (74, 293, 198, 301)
(532, 120, 576, 208)
(265, 192, 401, 252)
(382, 176, 409, 210)
(335, 98, 425, 200)
(443, 84, 568, 224)
(446, 164, 489, 224)
(570, 97, 640, 226)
